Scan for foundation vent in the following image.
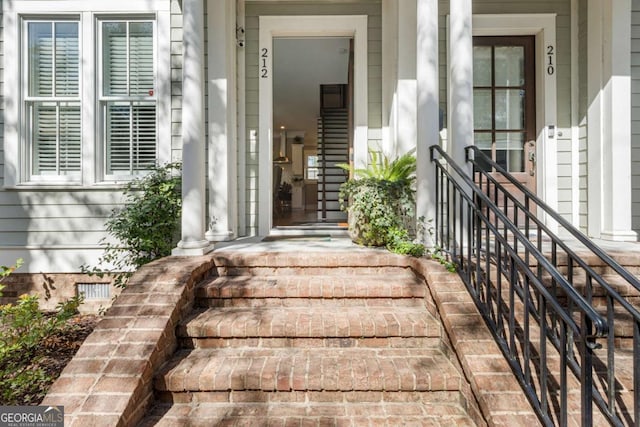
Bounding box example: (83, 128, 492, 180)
(76, 283, 111, 300)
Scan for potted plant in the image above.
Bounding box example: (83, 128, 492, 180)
(338, 149, 424, 256)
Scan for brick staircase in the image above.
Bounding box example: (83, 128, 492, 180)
(139, 256, 479, 425)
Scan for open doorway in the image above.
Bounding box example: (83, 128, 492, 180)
(272, 37, 352, 228)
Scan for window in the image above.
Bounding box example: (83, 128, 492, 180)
(24, 20, 81, 180)
(6, 3, 169, 187)
(100, 20, 157, 178)
(472, 36, 535, 174)
(306, 154, 319, 180)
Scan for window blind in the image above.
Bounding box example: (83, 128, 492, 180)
(102, 21, 156, 175)
(27, 21, 80, 176)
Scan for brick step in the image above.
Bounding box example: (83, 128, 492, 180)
(196, 297, 426, 308)
(209, 254, 416, 276)
(139, 398, 476, 426)
(155, 347, 464, 394)
(538, 253, 640, 276)
(195, 274, 426, 300)
(179, 336, 442, 350)
(540, 271, 640, 299)
(178, 307, 441, 341)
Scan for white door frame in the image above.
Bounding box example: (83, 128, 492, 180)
(258, 15, 368, 235)
(471, 14, 558, 227)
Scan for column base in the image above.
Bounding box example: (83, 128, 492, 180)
(599, 230, 638, 242)
(205, 230, 235, 242)
(172, 240, 215, 256)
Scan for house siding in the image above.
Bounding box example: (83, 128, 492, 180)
(244, 1, 382, 235)
(171, 0, 185, 163)
(578, 0, 588, 231)
(632, 0, 640, 233)
(0, 0, 180, 272)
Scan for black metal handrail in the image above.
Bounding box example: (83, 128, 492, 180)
(429, 144, 620, 426)
(464, 145, 640, 426)
(465, 145, 640, 300)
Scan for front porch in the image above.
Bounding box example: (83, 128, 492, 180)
(173, 0, 638, 256)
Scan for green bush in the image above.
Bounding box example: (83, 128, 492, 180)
(339, 150, 425, 256)
(0, 259, 23, 297)
(83, 163, 182, 287)
(340, 178, 417, 247)
(0, 294, 83, 405)
(386, 227, 426, 257)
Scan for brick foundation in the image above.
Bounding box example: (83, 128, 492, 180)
(0, 273, 122, 313)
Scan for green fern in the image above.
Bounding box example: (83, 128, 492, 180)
(338, 149, 416, 183)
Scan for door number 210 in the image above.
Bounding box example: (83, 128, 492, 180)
(547, 46, 555, 76)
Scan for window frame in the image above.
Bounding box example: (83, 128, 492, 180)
(97, 17, 159, 181)
(21, 16, 82, 184)
(3, 1, 171, 189)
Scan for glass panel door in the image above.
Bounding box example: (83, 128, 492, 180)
(472, 36, 536, 182)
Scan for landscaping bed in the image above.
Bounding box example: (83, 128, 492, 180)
(0, 303, 98, 405)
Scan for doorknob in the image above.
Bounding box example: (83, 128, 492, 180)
(528, 147, 536, 176)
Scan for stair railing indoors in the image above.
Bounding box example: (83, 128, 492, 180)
(430, 144, 640, 426)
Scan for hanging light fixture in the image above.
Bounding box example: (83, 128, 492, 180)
(274, 126, 289, 163)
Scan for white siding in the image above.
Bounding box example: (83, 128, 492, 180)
(578, 0, 588, 231)
(631, 0, 640, 233)
(171, 0, 185, 163)
(0, 0, 179, 272)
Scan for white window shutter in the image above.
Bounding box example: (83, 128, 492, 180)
(103, 20, 156, 176)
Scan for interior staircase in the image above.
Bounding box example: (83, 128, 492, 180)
(317, 108, 349, 223)
(139, 255, 479, 425)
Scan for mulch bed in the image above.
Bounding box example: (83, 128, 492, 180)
(2, 314, 99, 405)
(38, 315, 99, 389)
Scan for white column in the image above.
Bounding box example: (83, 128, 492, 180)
(396, 0, 418, 157)
(416, 0, 439, 243)
(205, 0, 237, 242)
(587, 0, 637, 241)
(173, 0, 214, 255)
(448, 0, 474, 171)
(382, 0, 397, 155)
(236, 0, 247, 236)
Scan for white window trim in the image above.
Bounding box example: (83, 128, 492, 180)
(3, 0, 171, 188)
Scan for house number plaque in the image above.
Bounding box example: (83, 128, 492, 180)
(546, 45, 555, 75)
(260, 48, 269, 78)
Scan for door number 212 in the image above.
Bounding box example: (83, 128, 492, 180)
(261, 48, 268, 78)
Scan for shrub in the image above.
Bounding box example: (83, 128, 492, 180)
(0, 259, 23, 297)
(0, 294, 83, 405)
(339, 150, 424, 255)
(83, 163, 182, 287)
(340, 178, 416, 247)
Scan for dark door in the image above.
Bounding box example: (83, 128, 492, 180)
(473, 36, 537, 194)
